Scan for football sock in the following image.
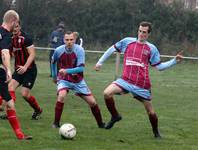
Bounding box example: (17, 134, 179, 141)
(0, 96, 2, 105)
(149, 113, 158, 132)
(9, 91, 16, 102)
(90, 104, 103, 126)
(25, 95, 41, 112)
(54, 101, 64, 124)
(104, 97, 119, 118)
(7, 109, 24, 139)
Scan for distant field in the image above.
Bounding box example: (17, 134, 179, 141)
(0, 59, 197, 150)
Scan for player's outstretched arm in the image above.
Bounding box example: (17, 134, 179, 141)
(94, 46, 116, 71)
(156, 50, 183, 71)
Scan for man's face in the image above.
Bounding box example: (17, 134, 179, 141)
(13, 22, 21, 35)
(137, 25, 150, 42)
(64, 33, 75, 48)
(10, 20, 18, 32)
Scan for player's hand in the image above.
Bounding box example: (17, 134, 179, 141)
(59, 69, 67, 76)
(94, 64, 102, 71)
(175, 50, 184, 62)
(17, 65, 27, 74)
(5, 69, 12, 83)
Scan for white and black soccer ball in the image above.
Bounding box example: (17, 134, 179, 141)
(59, 123, 76, 139)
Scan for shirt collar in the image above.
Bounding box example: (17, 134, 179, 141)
(65, 45, 74, 53)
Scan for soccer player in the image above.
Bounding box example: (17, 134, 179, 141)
(8, 21, 42, 120)
(51, 31, 105, 128)
(0, 10, 32, 140)
(94, 21, 183, 138)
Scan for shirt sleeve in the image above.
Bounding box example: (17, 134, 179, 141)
(96, 37, 136, 66)
(114, 38, 127, 52)
(24, 34, 33, 48)
(51, 48, 59, 79)
(51, 63, 57, 79)
(155, 58, 177, 71)
(76, 47, 85, 66)
(114, 37, 136, 53)
(149, 44, 161, 66)
(0, 34, 12, 50)
(96, 45, 116, 65)
(51, 48, 59, 63)
(66, 66, 84, 74)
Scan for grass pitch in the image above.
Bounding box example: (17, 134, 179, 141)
(0, 59, 197, 150)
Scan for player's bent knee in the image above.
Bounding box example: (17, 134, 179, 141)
(21, 91, 29, 98)
(103, 91, 112, 99)
(148, 111, 156, 115)
(22, 95, 29, 100)
(88, 101, 97, 107)
(6, 100, 15, 109)
(8, 84, 13, 90)
(57, 96, 65, 102)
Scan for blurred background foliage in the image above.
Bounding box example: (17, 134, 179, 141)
(0, 0, 198, 55)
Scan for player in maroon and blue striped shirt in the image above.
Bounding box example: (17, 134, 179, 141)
(95, 21, 183, 138)
(51, 31, 105, 128)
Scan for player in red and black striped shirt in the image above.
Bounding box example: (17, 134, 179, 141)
(8, 21, 42, 120)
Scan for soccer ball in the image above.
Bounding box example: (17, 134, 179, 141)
(59, 123, 76, 139)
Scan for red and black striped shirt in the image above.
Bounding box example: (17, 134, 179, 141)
(12, 31, 35, 69)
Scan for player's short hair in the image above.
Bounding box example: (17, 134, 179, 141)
(139, 21, 152, 33)
(3, 10, 19, 23)
(65, 31, 73, 35)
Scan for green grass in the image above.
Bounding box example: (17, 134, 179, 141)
(0, 60, 198, 150)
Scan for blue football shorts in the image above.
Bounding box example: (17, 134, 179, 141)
(57, 79, 91, 96)
(113, 78, 152, 100)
